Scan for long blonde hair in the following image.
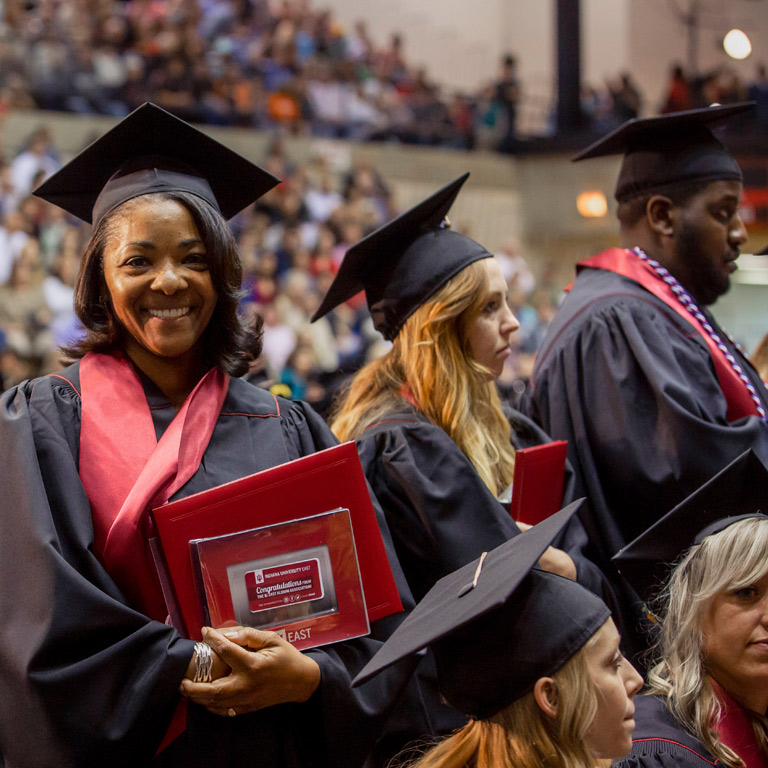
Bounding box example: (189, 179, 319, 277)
(646, 517, 768, 766)
(331, 260, 516, 495)
(405, 633, 606, 768)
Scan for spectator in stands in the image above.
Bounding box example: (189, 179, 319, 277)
(42, 246, 83, 354)
(661, 63, 692, 114)
(748, 64, 768, 127)
(305, 170, 344, 222)
(0, 208, 32, 285)
(495, 238, 535, 296)
(493, 53, 521, 153)
(260, 300, 297, 376)
(0, 237, 50, 360)
(9, 127, 59, 203)
(610, 73, 642, 122)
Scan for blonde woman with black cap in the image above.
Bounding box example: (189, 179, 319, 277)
(355, 501, 643, 768)
(612, 450, 768, 768)
(312, 179, 613, 738)
(0, 104, 419, 768)
(312, 174, 608, 606)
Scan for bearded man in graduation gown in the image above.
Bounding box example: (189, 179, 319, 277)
(522, 103, 768, 663)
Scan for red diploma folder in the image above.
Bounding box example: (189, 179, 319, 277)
(152, 441, 402, 641)
(509, 441, 568, 526)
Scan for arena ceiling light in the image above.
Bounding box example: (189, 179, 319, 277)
(723, 29, 752, 60)
(576, 190, 608, 218)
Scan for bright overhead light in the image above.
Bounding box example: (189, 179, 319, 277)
(577, 190, 608, 218)
(723, 29, 752, 60)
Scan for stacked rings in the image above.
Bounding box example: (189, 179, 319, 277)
(192, 641, 213, 683)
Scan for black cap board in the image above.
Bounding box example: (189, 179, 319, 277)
(353, 499, 611, 719)
(573, 102, 754, 203)
(33, 102, 279, 225)
(613, 449, 768, 605)
(310, 173, 492, 341)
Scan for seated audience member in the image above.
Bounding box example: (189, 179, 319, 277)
(356, 503, 643, 768)
(613, 450, 768, 768)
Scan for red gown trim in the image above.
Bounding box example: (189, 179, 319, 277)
(711, 679, 768, 768)
(78, 352, 229, 752)
(578, 249, 760, 422)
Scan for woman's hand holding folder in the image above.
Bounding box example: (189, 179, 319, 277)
(180, 625, 322, 717)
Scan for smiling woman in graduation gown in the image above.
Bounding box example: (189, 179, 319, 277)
(0, 104, 419, 768)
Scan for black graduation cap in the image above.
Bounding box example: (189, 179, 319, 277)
(33, 102, 279, 225)
(613, 449, 768, 606)
(353, 499, 611, 719)
(310, 173, 492, 341)
(573, 102, 755, 203)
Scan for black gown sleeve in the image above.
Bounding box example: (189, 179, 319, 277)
(613, 744, 714, 768)
(0, 377, 193, 768)
(357, 417, 521, 603)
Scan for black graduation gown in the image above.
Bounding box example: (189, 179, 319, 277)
(353, 403, 614, 737)
(355, 403, 608, 604)
(523, 266, 768, 661)
(0, 362, 423, 768)
(612, 695, 717, 768)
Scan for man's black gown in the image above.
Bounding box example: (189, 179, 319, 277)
(523, 266, 768, 660)
(0, 362, 423, 768)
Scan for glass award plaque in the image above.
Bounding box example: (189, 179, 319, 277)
(189, 508, 369, 650)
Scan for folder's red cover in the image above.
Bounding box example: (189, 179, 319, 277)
(509, 441, 568, 526)
(152, 442, 402, 640)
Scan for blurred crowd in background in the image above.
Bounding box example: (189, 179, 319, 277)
(3, 0, 768, 408)
(3, 0, 766, 153)
(0, 122, 559, 412)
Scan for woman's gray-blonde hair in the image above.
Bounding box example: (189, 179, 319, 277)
(646, 517, 768, 767)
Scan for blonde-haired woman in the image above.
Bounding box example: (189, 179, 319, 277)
(312, 175, 606, 603)
(410, 626, 632, 768)
(613, 451, 768, 768)
(356, 507, 643, 768)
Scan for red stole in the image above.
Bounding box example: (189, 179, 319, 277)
(578, 249, 761, 423)
(711, 679, 768, 768)
(78, 352, 229, 750)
